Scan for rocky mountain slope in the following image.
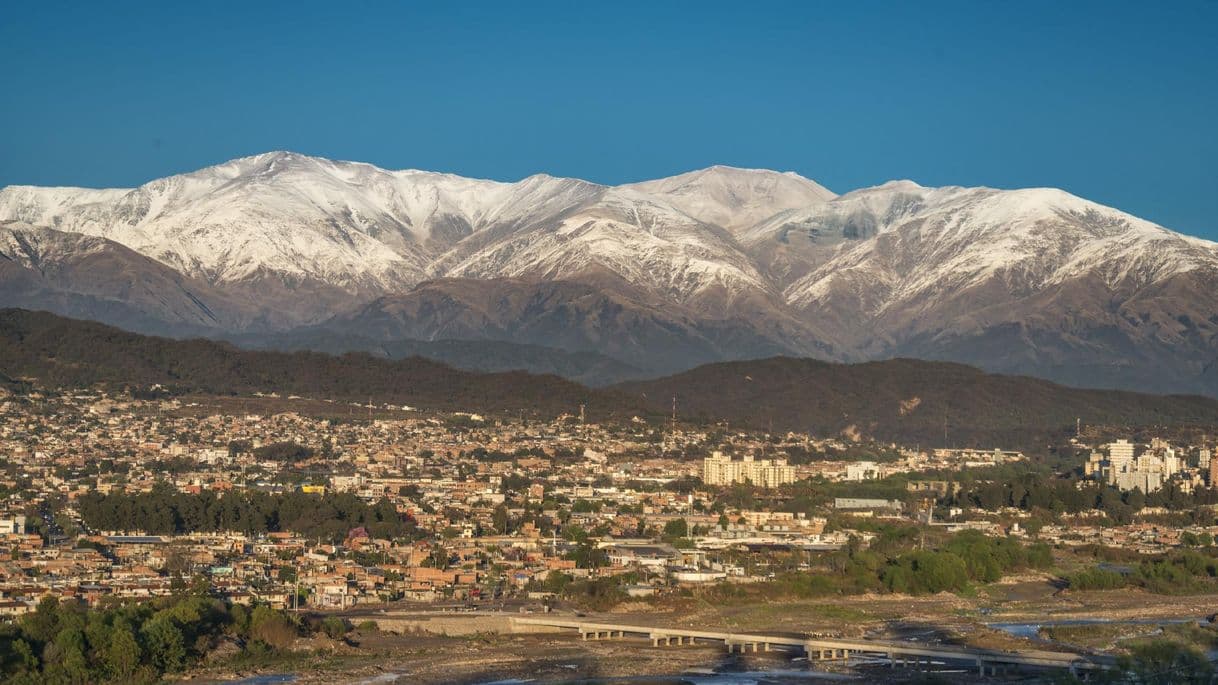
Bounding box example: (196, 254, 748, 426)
(2, 152, 1216, 394)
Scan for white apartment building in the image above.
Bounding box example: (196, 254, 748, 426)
(1108, 439, 1135, 472)
(1093, 439, 1187, 493)
(845, 461, 881, 481)
(0, 515, 26, 535)
(702, 451, 795, 488)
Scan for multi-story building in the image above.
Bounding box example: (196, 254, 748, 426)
(1098, 439, 1187, 493)
(1108, 439, 1136, 472)
(845, 461, 881, 481)
(702, 451, 795, 488)
(0, 515, 26, 535)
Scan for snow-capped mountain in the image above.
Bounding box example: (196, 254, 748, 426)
(2, 151, 1217, 395)
(0, 152, 806, 308)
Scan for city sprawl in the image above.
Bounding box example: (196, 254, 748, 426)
(3, 388, 1218, 619)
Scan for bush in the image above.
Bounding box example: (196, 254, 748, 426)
(320, 616, 349, 640)
(248, 605, 298, 650)
(881, 550, 970, 595)
(1066, 567, 1129, 591)
(1119, 640, 1213, 684)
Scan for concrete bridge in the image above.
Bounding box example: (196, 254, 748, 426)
(511, 616, 1115, 676)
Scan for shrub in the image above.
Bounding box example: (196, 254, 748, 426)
(320, 616, 349, 640)
(248, 605, 297, 650)
(1066, 567, 1129, 591)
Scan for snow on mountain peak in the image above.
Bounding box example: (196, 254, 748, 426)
(2, 152, 1214, 327)
(623, 165, 836, 233)
(781, 179, 1218, 316)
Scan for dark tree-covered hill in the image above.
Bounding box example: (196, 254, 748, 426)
(4, 309, 1218, 450)
(613, 357, 1218, 450)
(0, 308, 619, 419)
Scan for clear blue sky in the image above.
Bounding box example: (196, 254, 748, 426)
(2, 1, 1216, 238)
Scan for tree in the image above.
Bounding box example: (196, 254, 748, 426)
(105, 625, 141, 680)
(320, 616, 348, 640)
(22, 596, 62, 644)
(141, 618, 186, 673)
(663, 518, 689, 539)
(566, 543, 609, 569)
(10, 638, 39, 674)
(881, 550, 970, 594)
(249, 605, 297, 650)
(492, 504, 511, 535)
(44, 627, 90, 684)
(1119, 640, 1213, 684)
(572, 499, 600, 513)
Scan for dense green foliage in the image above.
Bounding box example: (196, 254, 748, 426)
(1117, 640, 1215, 684)
(251, 441, 316, 462)
(0, 594, 311, 683)
(954, 473, 1218, 523)
(76, 484, 412, 542)
(703, 530, 1053, 602)
(879, 531, 1053, 594)
(1066, 551, 1218, 594)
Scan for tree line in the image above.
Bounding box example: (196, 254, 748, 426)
(0, 590, 359, 684)
(952, 472, 1218, 524)
(76, 485, 412, 542)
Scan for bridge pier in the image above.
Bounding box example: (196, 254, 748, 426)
(514, 618, 1106, 676)
(976, 658, 1004, 677)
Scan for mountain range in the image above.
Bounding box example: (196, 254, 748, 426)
(2, 151, 1216, 395)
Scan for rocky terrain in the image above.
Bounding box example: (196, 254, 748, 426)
(3, 152, 1216, 393)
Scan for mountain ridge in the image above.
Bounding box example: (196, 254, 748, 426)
(4, 308, 1218, 451)
(2, 152, 1217, 396)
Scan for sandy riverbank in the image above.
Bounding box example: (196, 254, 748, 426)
(187, 580, 1218, 684)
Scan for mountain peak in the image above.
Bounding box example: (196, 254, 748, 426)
(876, 179, 924, 191)
(623, 165, 836, 232)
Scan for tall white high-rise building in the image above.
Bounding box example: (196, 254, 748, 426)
(1108, 439, 1135, 471)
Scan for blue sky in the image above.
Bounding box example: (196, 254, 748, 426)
(2, 1, 1216, 238)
